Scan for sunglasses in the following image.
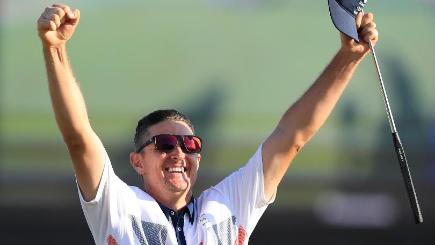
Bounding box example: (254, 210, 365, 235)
(136, 134, 202, 154)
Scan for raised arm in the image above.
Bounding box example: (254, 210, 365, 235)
(38, 4, 105, 201)
(262, 13, 378, 199)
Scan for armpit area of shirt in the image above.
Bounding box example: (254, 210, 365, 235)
(258, 143, 277, 206)
(77, 151, 110, 205)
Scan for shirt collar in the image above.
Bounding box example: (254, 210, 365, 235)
(158, 198, 195, 225)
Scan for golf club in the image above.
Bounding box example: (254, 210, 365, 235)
(365, 27, 423, 224)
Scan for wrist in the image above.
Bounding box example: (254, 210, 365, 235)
(337, 47, 367, 64)
(42, 42, 67, 51)
(42, 43, 68, 64)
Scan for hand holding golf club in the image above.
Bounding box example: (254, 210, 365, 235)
(37, 4, 80, 48)
(340, 12, 378, 58)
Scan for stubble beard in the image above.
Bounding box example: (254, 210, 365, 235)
(165, 177, 189, 193)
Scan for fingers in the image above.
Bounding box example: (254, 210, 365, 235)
(37, 4, 79, 31)
(52, 3, 80, 20)
(37, 15, 53, 31)
(52, 4, 72, 17)
(41, 6, 66, 30)
(70, 9, 81, 24)
(355, 12, 363, 29)
(360, 22, 378, 43)
(357, 12, 378, 44)
(360, 12, 374, 29)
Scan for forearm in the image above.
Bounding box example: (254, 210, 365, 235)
(43, 44, 92, 141)
(261, 49, 363, 198)
(277, 49, 363, 148)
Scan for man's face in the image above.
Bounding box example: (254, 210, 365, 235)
(131, 119, 201, 199)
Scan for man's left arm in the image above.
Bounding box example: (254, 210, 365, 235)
(262, 13, 378, 199)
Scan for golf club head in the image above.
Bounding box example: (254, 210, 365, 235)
(328, 0, 367, 42)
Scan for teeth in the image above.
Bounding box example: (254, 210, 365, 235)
(167, 167, 185, 173)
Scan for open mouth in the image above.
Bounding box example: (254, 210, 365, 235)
(165, 167, 187, 173)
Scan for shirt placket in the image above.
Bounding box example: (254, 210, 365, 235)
(169, 210, 187, 245)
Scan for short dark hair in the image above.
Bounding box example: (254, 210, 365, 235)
(134, 109, 194, 151)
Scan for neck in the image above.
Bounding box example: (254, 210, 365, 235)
(148, 189, 192, 211)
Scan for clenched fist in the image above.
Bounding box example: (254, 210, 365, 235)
(37, 4, 80, 47)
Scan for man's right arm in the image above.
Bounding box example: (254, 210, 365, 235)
(38, 4, 104, 201)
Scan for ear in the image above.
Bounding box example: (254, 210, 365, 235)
(130, 152, 145, 175)
(196, 153, 202, 169)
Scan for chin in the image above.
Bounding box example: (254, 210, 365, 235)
(166, 181, 190, 193)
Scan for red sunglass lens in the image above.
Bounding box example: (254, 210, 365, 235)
(183, 136, 202, 153)
(155, 135, 178, 152)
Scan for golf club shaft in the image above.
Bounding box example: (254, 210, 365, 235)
(367, 40, 423, 224)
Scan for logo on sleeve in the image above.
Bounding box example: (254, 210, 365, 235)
(237, 226, 246, 245)
(107, 235, 118, 245)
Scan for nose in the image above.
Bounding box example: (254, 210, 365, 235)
(169, 145, 186, 160)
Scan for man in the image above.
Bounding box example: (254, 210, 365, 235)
(37, 3, 378, 245)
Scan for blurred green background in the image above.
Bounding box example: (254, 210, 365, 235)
(1, 0, 435, 244)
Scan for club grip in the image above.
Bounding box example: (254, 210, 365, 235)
(391, 132, 423, 224)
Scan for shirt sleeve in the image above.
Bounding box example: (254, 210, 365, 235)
(76, 149, 128, 244)
(209, 144, 276, 235)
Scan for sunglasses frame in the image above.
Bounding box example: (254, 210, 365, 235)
(136, 134, 202, 154)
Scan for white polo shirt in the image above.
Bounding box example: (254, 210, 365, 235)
(78, 145, 275, 245)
